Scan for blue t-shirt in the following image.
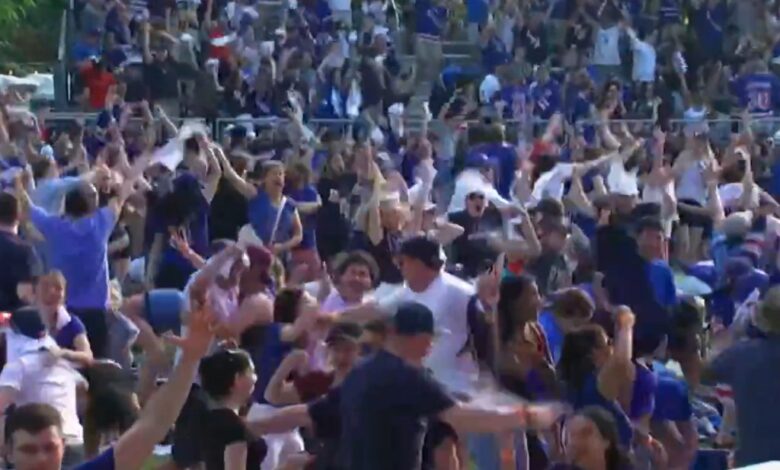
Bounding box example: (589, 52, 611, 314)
(466, 0, 489, 24)
(652, 371, 693, 422)
(287, 185, 319, 250)
(694, 4, 727, 58)
(30, 205, 116, 310)
(647, 260, 677, 309)
(55, 314, 87, 351)
(74, 448, 115, 470)
(247, 191, 298, 246)
(568, 373, 633, 446)
(415, 0, 447, 37)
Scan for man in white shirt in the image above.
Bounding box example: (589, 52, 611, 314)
(0, 308, 87, 467)
(341, 236, 488, 395)
(624, 25, 656, 83)
(591, 15, 622, 85)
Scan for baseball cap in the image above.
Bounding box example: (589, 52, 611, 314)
(246, 245, 272, 271)
(465, 153, 491, 169)
(325, 322, 363, 345)
(11, 307, 46, 340)
(393, 302, 435, 336)
(399, 235, 444, 270)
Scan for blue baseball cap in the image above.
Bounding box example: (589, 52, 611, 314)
(393, 302, 435, 336)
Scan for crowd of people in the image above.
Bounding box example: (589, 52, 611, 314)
(2, 0, 780, 469)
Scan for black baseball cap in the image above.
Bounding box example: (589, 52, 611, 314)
(11, 307, 46, 340)
(399, 236, 444, 270)
(325, 322, 363, 346)
(393, 302, 435, 336)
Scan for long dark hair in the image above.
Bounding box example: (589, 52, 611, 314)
(497, 274, 537, 345)
(557, 324, 606, 392)
(570, 406, 632, 470)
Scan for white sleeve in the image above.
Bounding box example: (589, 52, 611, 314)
(375, 288, 406, 317)
(556, 163, 575, 180)
(0, 361, 24, 391)
(487, 185, 511, 209)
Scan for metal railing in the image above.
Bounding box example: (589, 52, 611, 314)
(38, 113, 780, 144)
(54, 9, 69, 109)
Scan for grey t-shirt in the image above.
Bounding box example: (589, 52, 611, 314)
(707, 336, 780, 466)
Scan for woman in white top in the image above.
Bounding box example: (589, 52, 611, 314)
(673, 133, 718, 263)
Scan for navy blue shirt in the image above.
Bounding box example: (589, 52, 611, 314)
(337, 350, 455, 470)
(415, 0, 447, 38)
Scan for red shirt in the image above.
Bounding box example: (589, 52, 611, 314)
(208, 27, 231, 61)
(81, 64, 116, 110)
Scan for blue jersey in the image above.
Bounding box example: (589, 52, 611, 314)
(468, 143, 518, 198)
(732, 73, 780, 116)
(529, 79, 561, 119)
(499, 85, 529, 121)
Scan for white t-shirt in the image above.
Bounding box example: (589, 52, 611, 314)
(643, 180, 678, 237)
(607, 158, 639, 196)
(0, 351, 86, 444)
(630, 37, 656, 82)
(530, 163, 574, 206)
(592, 26, 621, 66)
(718, 182, 760, 210)
(676, 162, 708, 205)
(377, 272, 478, 394)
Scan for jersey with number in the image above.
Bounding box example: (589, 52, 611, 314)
(529, 79, 562, 120)
(733, 73, 780, 116)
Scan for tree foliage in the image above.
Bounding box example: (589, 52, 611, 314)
(0, 0, 67, 64)
(0, 0, 41, 29)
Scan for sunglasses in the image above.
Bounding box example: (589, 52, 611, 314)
(468, 193, 485, 201)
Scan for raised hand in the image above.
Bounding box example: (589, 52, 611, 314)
(164, 296, 216, 361)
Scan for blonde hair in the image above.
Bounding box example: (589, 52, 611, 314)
(38, 270, 66, 288)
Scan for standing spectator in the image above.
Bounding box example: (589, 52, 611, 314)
(0, 193, 40, 312)
(79, 58, 117, 111)
(22, 163, 140, 358)
(701, 285, 780, 466)
(286, 163, 322, 280)
(33, 271, 94, 367)
(414, 0, 448, 87)
(515, 10, 549, 66)
(588, 9, 623, 85)
(0, 308, 88, 467)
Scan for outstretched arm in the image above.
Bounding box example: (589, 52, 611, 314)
(112, 298, 215, 470)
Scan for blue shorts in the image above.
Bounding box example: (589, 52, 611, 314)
(144, 289, 184, 335)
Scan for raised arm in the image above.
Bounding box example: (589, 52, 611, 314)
(112, 297, 215, 470)
(214, 145, 258, 199)
(264, 350, 307, 406)
(597, 307, 636, 402)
